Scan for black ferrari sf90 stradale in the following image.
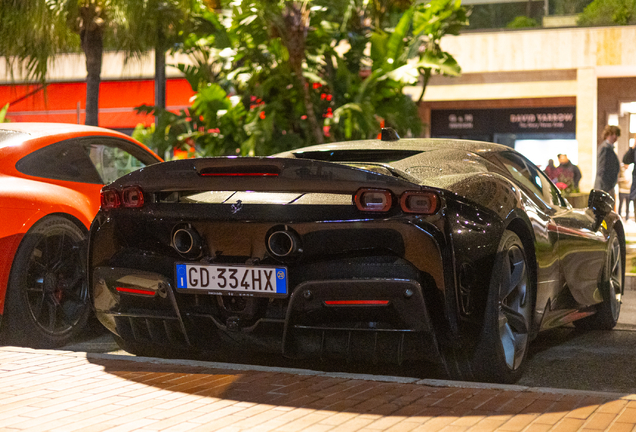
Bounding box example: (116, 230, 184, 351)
(89, 131, 624, 383)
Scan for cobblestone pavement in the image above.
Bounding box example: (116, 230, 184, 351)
(1, 346, 636, 432)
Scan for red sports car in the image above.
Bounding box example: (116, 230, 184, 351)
(0, 123, 161, 347)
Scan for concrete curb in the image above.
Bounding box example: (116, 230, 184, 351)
(2, 345, 634, 401)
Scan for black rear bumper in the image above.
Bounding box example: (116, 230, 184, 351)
(94, 266, 442, 364)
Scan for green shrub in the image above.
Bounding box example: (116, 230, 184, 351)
(578, 0, 636, 25)
(506, 15, 540, 28)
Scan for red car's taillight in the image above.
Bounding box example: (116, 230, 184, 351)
(122, 186, 145, 208)
(354, 188, 393, 212)
(400, 191, 439, 214)
(100, 188, 121, 210)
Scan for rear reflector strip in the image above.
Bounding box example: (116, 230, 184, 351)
(116, 287, 156, 296)
(324, 300, 390, 306)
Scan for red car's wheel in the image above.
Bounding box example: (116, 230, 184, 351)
(1, 216, 90, 347)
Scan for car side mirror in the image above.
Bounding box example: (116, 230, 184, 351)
(588, 189, 614, 230)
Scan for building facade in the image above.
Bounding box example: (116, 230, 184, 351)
(411, 25, 636, 192)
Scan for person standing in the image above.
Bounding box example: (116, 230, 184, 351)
(622, 143, 636, 221)
(618, 163, 632, 220)
(544, 159, 558, 182)
(595, 125, 621, 200)
(556, 153, 582, 190)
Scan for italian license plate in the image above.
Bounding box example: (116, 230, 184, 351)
(175, 263, 287, 297)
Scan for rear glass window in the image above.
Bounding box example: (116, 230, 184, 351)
(292, 150, 421, 163)
(497, 151, 564, 208)
(86, 144, 148, 184)
(16, 137, 158, 184)
(17, 140, 102, 183)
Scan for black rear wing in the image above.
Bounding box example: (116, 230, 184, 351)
(109, 157, 424, 195)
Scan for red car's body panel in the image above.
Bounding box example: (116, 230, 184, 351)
(0, 123, 161, 315)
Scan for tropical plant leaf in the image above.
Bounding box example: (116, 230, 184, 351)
(385, 6, 414, 65)
(370, 31, 389, 69)
(386, 63, 420, 85)
(417, 51, 461, 76)
(0, 103, 10, 123)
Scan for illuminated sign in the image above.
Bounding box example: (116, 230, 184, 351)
(431, 106, 576, 136)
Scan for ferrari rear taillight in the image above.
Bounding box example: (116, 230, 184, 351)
(100, 186, 145, 210)
(400, 191, 439, 214)
(122, 186, 144, 208)
(354, 188, 440, 214)
(100, 188, 121, 209)
(354, 189, 393, 212)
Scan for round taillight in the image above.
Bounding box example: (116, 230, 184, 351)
(354, 189, 393, 212)
(122, 186, 145, 208)
(400, 191, 439, 214)
(100, 188, 121, 210)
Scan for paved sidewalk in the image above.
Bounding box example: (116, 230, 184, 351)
(1, 346, 636, 432)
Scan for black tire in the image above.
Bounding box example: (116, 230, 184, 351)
(574, 231, 622, 330)
(0, 216, 90, 348)
(442, 230, 534, 383)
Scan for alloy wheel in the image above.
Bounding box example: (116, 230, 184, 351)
(497, 244, 531, 371)
(608, 236, 622, 321)
(24, 228, 88, 336)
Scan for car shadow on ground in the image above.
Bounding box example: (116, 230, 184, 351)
(60, 322, 636, 393)
(84, 353, 628, 423)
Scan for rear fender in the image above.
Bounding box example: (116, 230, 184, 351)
(0, 207, 45, 315)
(0, 233, 24, 316)
(0, 208, 91, 316)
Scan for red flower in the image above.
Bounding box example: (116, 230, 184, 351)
(259, 111, 266, 120)
(555, 182, 568, 190)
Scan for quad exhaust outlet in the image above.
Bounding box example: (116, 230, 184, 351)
(172, 227, 202, 257)
(267, 229, 302, 258)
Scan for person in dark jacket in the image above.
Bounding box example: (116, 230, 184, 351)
(544, 159, 558, 182)
(557, 154, 582, 190)
(622, 142, 636, 221)
(595, 125, 621, 200)
(618, 163, 632, 220)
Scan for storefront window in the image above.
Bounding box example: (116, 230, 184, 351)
(514, 138, 578, 170)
